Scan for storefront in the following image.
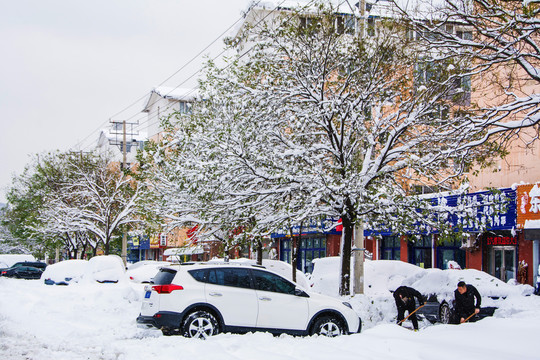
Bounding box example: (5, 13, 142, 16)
(369, 187, 518, 275)
(482, 232, 518, 282)
(273, 220, 341, 273)
(279, 235, 329, 273)
(127, 235, 150, 263)
(516, 183, 540, 288)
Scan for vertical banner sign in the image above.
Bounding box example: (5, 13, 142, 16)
(516, 183, 540, 229)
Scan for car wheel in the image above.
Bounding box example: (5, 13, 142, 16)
(311, 315, 345, 337)
(439, 303, 451, 324)
(182, 310, 219, 339)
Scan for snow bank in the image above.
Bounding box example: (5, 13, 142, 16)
(311, 257, 424, 297)
(0, 254, 35, 268)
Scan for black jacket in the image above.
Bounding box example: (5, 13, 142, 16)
(454, 284, 481, 318)
(394, 286, 424, 309)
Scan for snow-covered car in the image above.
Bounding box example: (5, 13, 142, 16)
(41, 259, 89, 285)
(126, 261, 170, 283)
(136, 262, 361, 338)
(82, 255, 126, 283)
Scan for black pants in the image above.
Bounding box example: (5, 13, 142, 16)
(397, 306, 419, 330)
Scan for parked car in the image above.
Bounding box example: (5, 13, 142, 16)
(41, 259, 89, 285)
(82, 255, 126, 284)
(137, 262, 361, 338)
(1, 265, 43, 279)
(0, 261, 47, 275)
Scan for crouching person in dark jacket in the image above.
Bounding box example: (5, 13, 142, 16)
(454, 281, 481, 323)
(394, 286, 424, 331)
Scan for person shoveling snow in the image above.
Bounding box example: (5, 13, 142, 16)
(393, 285, 424, 331)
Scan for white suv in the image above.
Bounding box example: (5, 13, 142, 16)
(136, 262, 361, 338)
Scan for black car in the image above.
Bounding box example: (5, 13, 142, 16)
(1, 266, 44, 279)
(0, 261, 47, 275)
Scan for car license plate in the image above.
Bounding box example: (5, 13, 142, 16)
(145, 291, 151, 299)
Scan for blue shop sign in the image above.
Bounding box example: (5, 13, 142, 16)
(435, 187, 516, 232)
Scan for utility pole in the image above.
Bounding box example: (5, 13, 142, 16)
(353, 222, 364, 294)
(121, 120, 128, 267)
(108, 119, 138, 267)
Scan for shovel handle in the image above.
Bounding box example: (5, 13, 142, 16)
(463, 311, 477, 323)
(398, 304, 425, 325)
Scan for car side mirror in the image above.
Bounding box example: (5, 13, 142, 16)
(295, 288, 310, 298)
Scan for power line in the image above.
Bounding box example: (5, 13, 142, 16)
(138, 0, 341, 141)
(72, 1, 265, 152)
(83, 0, 344, 151)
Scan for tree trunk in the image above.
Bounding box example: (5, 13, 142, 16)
(256, 238, 263, 266)
(340, 214, 354, 296)
(104, 240, 110, 255)
(289, 227, 297, 283)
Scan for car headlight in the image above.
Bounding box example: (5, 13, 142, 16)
(342, 302, 353, 309)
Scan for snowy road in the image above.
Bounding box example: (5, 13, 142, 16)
(0, 277, 538, 360)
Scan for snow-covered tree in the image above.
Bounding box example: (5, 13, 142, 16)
(393, 0, 540, 145)
(41, 153, 143, 255)
(144, 2, 537, 294)
(4, 151, 144, 258)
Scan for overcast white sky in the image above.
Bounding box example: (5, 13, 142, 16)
(0, 0, 250, 203)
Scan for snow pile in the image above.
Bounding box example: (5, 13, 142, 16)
(41, 259, 89, 285)
(311, 257, 424, 297)
(0, 254, 35, 268)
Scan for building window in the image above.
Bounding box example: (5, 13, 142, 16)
(456, 30, 472, 40)
(160, 234, 167, 247)
(299, 236, 326, 273)
(436, 236, 465, 269)
(409, 235, 432, 268)
(280, 239, 291, 264)
(179, 101, 192, 114)
(367, 17, 375, 36)
(279, 236, 327, 273)
(380, 236, 401, 260)
(336, 14, 355, 34)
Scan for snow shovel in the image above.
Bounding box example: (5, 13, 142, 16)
(398, 304, 425, 325)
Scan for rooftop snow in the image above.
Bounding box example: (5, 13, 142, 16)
(151, 86, 198, 102)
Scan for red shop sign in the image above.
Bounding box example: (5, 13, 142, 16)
(486, 236, 517, 246)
